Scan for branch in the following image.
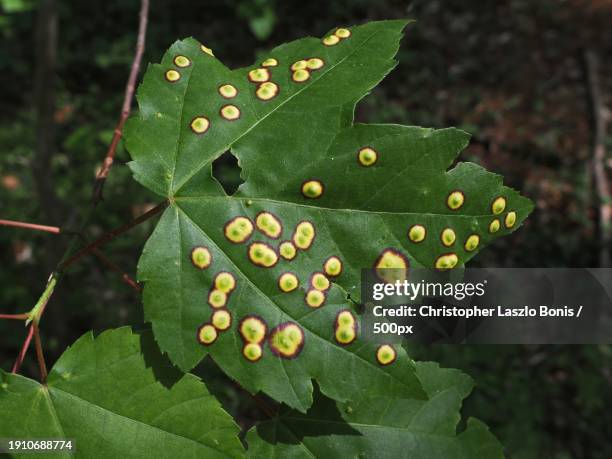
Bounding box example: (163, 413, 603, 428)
(33, 324, 48, 382)
(12, 325, 34, 374)
(0, 219, 61, 234)
(91, 248, 142, 293)
(92, 0, 150, 204)
(60, 200, 168, 271)
(0, 313, 29, 321)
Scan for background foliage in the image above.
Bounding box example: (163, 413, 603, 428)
(0, 1, 610, 458)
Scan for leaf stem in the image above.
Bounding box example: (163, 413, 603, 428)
(0, 219, 61, 234)
(91, 248, 142, 293)
(12, 325, 34, 374)
(0, 313, 29, 320)
(33, 324, 48, 383)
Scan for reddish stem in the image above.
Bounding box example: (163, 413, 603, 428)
(12, 325, 34, 374)
(92, 248, 142, 293)
(60, 201, 168, 270)
(0, 313, 29, 320)
(33, 324, 48, 382)
(92, 0, 150, 204)
(0, 219, 60, 234)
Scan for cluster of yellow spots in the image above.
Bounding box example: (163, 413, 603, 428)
(376, 344, 397, 366)
(374, 249, 408, 283)
(247, 66, 280, 101)
(279, 241, 297, 260)
(256, 82, 279, 101)
(248, 242, 279, 268)
(278, 272, 299, 293)
(305, 272, 330, 308)
(224, 216, 254, 244)
(165, 54, 193, 83)
(200, 45, 214, 56)
(290, 57, 325, 83)
(408, 224, 426, 243)
(218, 84, 238, 99)
(191, 246, 212, 269)
(220, 104, 241, 121)
(198, 271, 237, 346)
(269, 322, 305, 358)
(256, 212, 283, 239)
(190, 116, 210, 135)
(301, 179, 324, 199)
(322, 27, 352, 46)
(435, 253, 459, 270)
(323, 256, 343, 277)
(293, 221, 316, 250)
(446, 190, 465, 210)
(334, 310, 357, 345)
(358, 147, 378, 167)
(239, 315, 267, 362)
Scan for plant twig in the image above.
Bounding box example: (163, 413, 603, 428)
(0, 219, 61, 234)
(0, 313, 29, 321)
(33, 324, 48, 382)
(92, 0, 150, 204)
(12, 325, 34, 374)
(91, 248, 142, 293)
(60, 201, 168, 271)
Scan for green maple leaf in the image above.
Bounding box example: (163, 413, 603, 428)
(0, 328, 243, 458)
(125, 20, 533, 411)
(246, 362, 505, 459)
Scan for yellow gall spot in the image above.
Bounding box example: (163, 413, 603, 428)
(200, 45, 214, 56)
(242, 343, 263, 362)
(190, 116, 210, 134)
(464, 234, 480, 252)
(279, 241, 297, 260)
(335, 28, 351, 38)
(335, 326, 356, 345)
(489, 219, 501, 234)
(248, 68, 270, 83)
(311, 272, 330, 291)
(375, 249, 408, 283)
(218, 84, 238, 98)
(505, 211, 517, 228)
(292, 69, 310, 83)
(291, 60, 308, 71)
(441, 228, 456, 247)
(208, 289, 227, 309)
(256, 81, 279, 101)
(211, 309, 232, 331)
(408, 224, 426, 243)
(197, 324, 217, 345)
(255, 212, 283, 239)
(269, 323, 305, 358)
(358, 147, 378, 167)
(305, 289, 326, 308)
(323, 35, 340, 46)
(301, 180, 324, 199)
(435, 253, 459, 270)
(306, 58, 325, 70)
(239, 316, 267, 344)
(224, 217, 254, 244)
(248, 242, 278, 268)
(214, 272, 236, 293)
(278, 272, 299, 293)
(293, 221, 316, 250)
(220, 104, 241, 121)
(261, 58, 278, 67)
(173, 55, 191, 67)
(190, 246, 211, 269)
(165, 69, 181, 82)
(336, 310, 356, 328)
(491, 196, 507, 215)
(376, 344, 396, 366)
(447, 190, 465, 210)
(323, 256, 343, 277)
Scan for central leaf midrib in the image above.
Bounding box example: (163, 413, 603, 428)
(175, 204, 424, 398)
(171, 28, 385, 196)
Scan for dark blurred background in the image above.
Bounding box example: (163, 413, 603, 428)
(1, 1, 611, 458)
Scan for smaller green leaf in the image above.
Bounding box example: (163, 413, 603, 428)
(0, 327, 244, 459)
(246, 362, 505, 459)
